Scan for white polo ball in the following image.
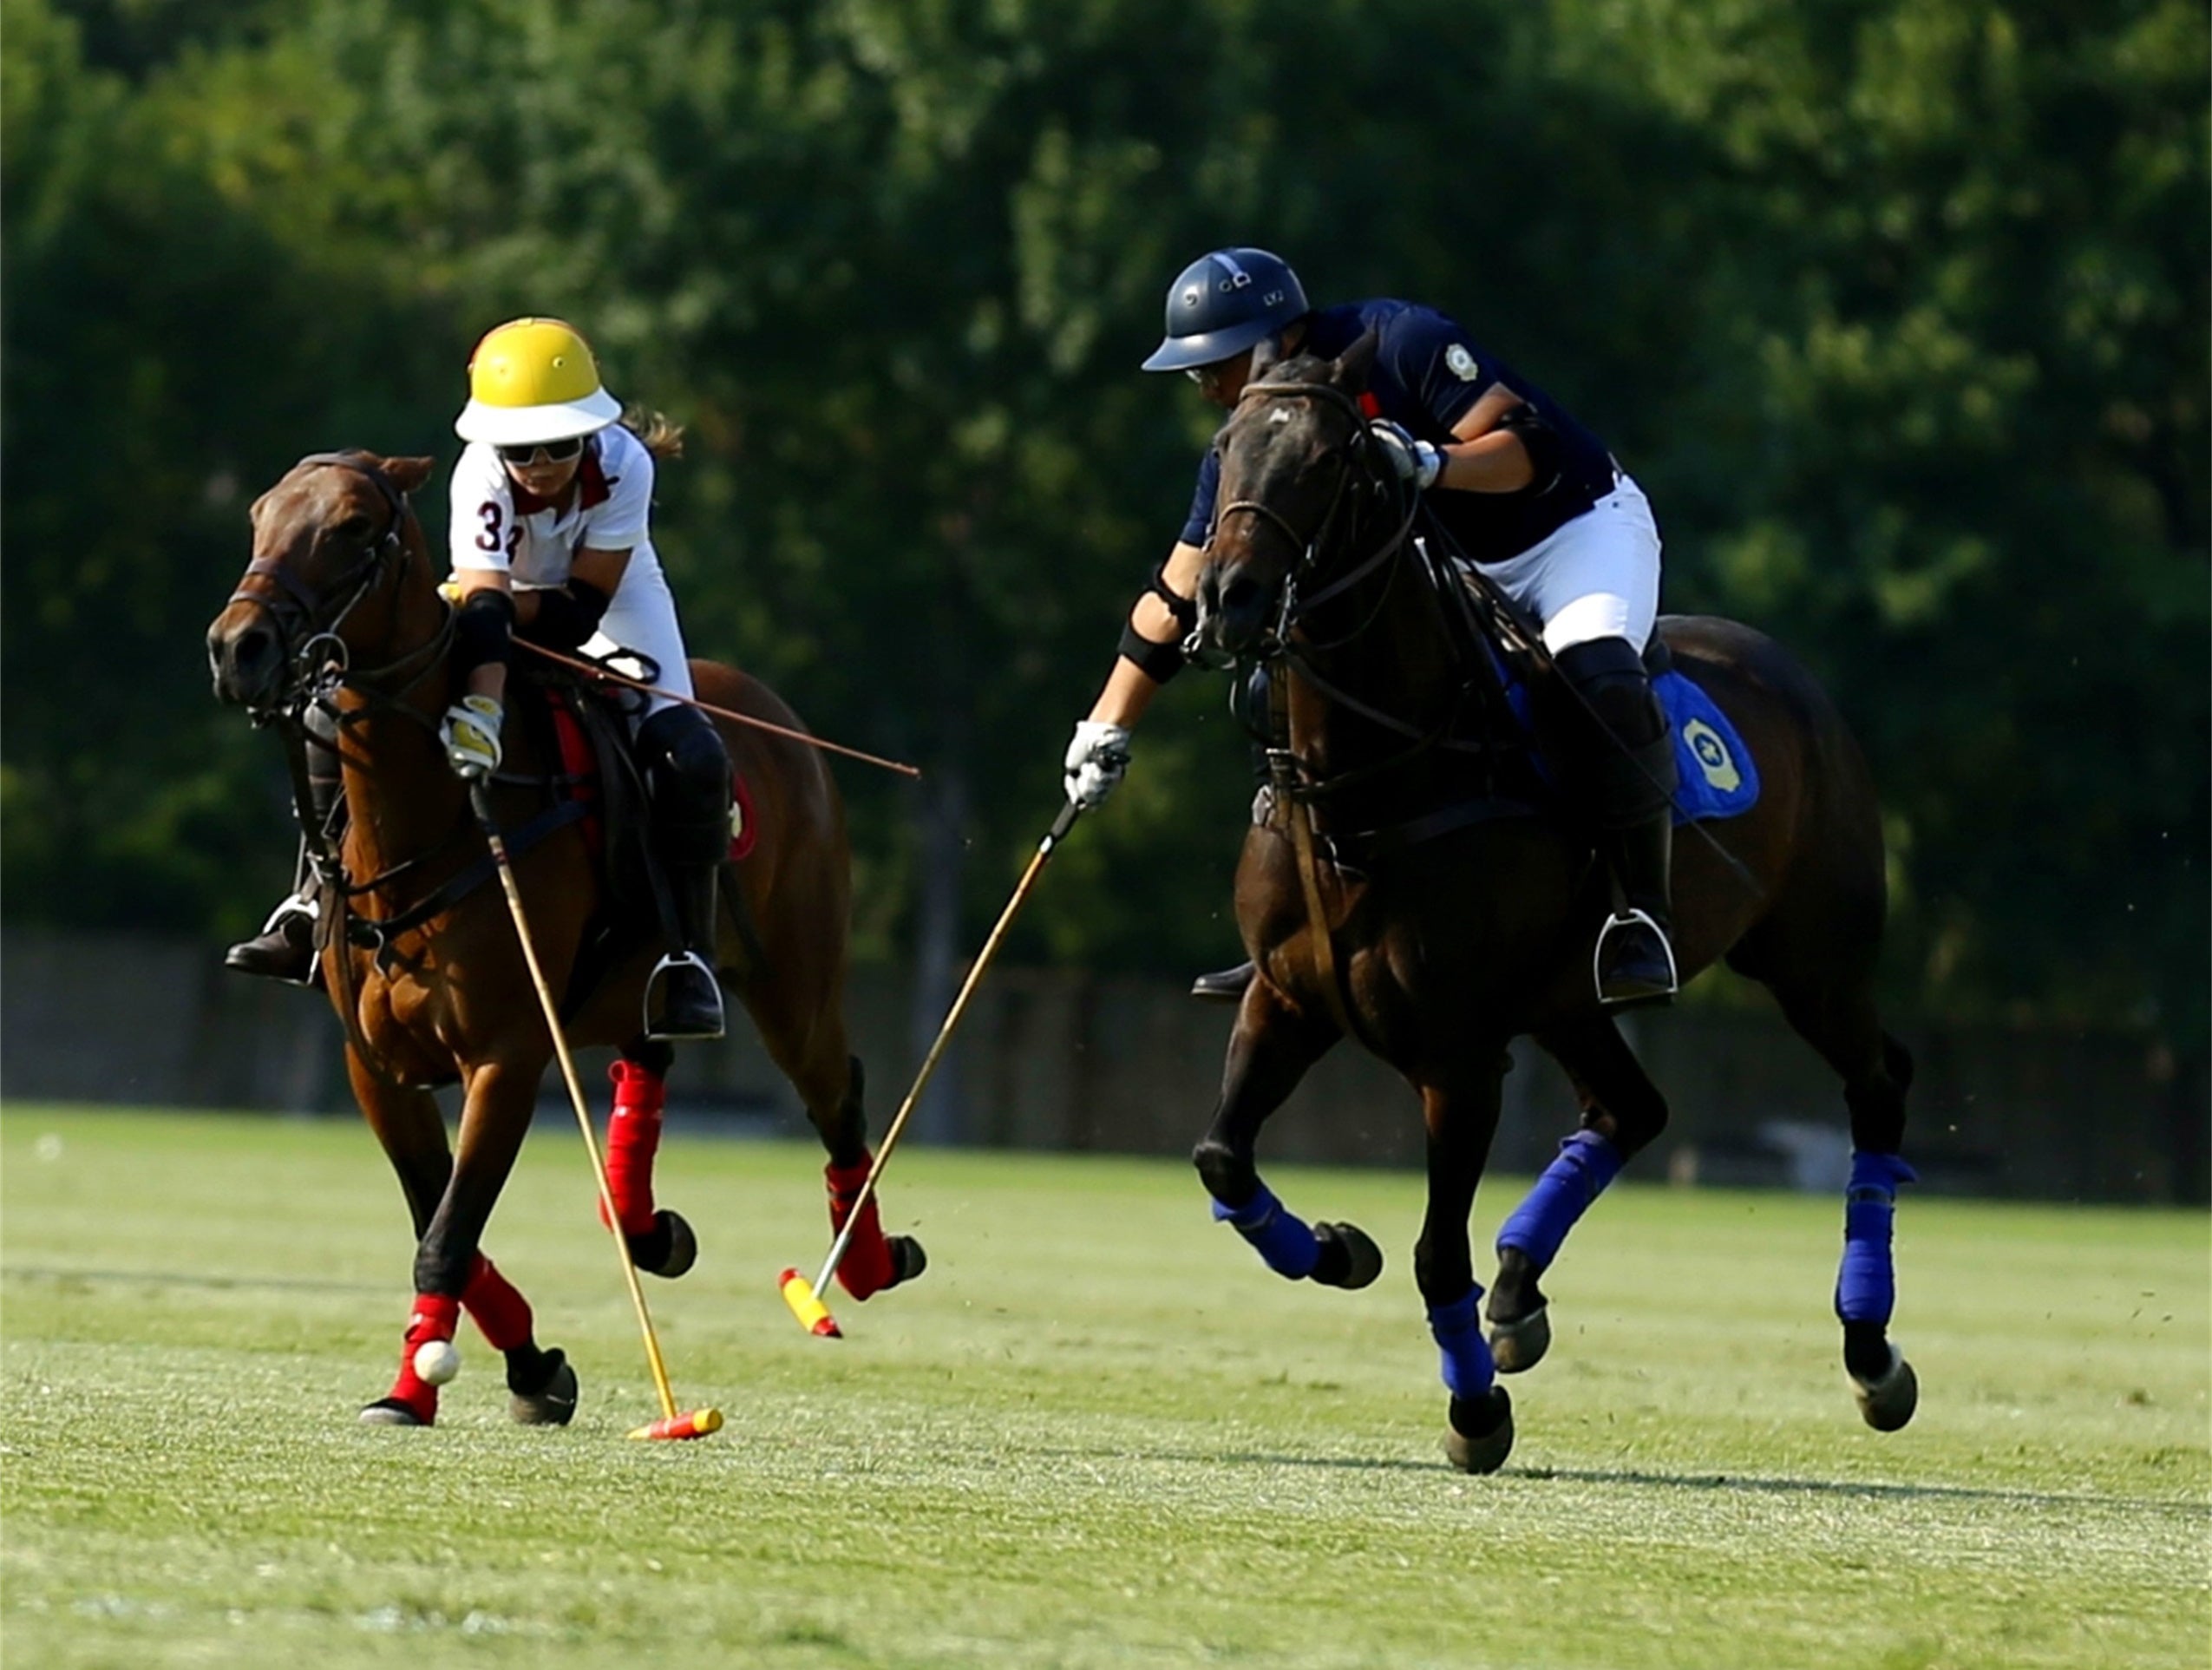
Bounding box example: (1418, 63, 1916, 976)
(413, 1339, 462, 1386)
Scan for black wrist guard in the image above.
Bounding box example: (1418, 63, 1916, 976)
(451, 587, 517, 681)
(1119, 619, 1187, 685)
(517, 578, 612, 651)
(1498, 406, 1565, 494)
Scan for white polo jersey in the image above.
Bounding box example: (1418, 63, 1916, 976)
(446, 422, 696, 709)
(448, 421, 658, 586)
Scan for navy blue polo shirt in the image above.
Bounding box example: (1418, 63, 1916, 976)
(1179, 299, 1618, 566)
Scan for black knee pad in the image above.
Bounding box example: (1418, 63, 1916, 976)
(638, 705, 731, 801)
(638, 704, 732, 863)
(1554, 638, 1666, 749)
(1545, 638, 1676, 822)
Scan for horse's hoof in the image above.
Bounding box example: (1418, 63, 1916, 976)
(358, 1398, 428, 1428)
(1312, 1221, 1383, 1290)
(887, 1235, 927, 1288)
(1489, 1304, 1551, 1374)
(629, 1210, 697, 1280)
(508, 1349, 578, 1426)
(1850, 1344, 1918, 1432)
(1443, 1386, 1515, 1475)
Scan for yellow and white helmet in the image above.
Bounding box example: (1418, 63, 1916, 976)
(454, 318, 622, 446)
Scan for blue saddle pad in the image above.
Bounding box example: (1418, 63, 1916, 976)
(1652, 670, 1760, 823)
(1500, 661, 1760, 825)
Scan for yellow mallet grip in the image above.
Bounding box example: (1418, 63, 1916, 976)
(628, 1406, 724, 1442)
(779, 1267, 842, 1338)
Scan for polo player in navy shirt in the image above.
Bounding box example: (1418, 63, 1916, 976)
(1063, 247, 1679, 1008)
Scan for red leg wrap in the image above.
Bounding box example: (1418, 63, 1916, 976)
(827, 1156, 895, 1300)
(461, 1254, 533, 1352)
(384, 1292, 461, 1424)
(599, 1059, 666, 1236)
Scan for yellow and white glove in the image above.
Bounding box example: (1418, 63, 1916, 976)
(440, 695, 505, 781)
(1063, 720, 1132, 809)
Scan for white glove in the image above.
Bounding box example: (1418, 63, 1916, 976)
(1368, 420, 1447, 489)
(1063, 720, 1132, 809)
(441, 694, 505, 780)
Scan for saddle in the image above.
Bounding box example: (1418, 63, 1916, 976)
(322, 653, 758, 1025)
(505, 656, 763, 1020)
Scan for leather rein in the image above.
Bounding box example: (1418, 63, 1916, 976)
(1213, 377, 1531, 1044)
(227, 454, 574, 1090)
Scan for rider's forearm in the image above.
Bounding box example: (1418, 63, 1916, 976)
(1087, 653, 1164, 727)
(1435, 428, 1535, 494)
(453, 569, 514, 704)
(1086, 541, 1206, 727)
(1431, 387, 1537, 494)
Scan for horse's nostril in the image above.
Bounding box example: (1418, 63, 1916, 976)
(233, 626, 273, 670)
(1223, 575, 1260, 615)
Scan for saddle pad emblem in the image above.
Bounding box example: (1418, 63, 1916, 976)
(1682, 717, 1741, 793)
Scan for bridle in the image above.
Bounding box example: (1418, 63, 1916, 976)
(227, 451, 446, 720)
(1203, 377, 1423, 665)
(1206, 376, 1501, 798)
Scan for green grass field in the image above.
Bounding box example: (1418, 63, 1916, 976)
(3, 1106, 2205, 1668)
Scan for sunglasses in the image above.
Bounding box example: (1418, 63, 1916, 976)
(496, 436, 586, 466)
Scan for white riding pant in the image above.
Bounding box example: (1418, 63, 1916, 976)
(1473, 473, 1662, 653)
(567, 556, 695, 720)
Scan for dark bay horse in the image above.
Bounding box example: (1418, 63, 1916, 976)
(1185, 337, 1917, 1472)
(206, 450, 920, 1427)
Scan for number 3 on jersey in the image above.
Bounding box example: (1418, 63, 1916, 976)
(475, 501, 522, 559)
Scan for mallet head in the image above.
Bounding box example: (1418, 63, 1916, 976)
(779, 1267, 841, 1338)
(627, 1406, 723, 1442)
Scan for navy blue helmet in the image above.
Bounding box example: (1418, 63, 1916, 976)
(1141, 247, 1310, 372)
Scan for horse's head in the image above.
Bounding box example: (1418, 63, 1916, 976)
(206, 450, 435, 711)
(1191, 329, 1390, 662)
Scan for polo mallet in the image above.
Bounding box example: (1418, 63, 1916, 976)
(468, 782, 722, 1442)
(780, 799, 1084, 1337)
(510, 639, 921, 779)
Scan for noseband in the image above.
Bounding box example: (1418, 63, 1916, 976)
(1204, 377, 1421, 663)
(228, 451, 416, 712)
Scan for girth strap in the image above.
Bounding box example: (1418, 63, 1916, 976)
(344, 798, 591, 960)
(1325, 795, 1542, 869)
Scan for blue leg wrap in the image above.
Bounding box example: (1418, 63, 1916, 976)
(1211, 1182, 1321, 1280)
(1495, 1130, 1626, 1269)
(1834, 1150, 1917, 1325)
(1427, 1287, 1495, 1399)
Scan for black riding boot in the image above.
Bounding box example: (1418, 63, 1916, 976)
(226, 710, 344, 986)
(639, 705, 732, 1042)
(1595, 800, 1677, 1005)
(1548, 639, 1679, 1008)
(1191, 963, 1256, 1003)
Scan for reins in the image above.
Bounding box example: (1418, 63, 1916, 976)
(1219, 377, 1504, 807)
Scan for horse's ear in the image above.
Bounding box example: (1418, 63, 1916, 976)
(1328, 327, 1380, 392)
(1250, 332, 1282, 378)
(382, 455, 436, 493)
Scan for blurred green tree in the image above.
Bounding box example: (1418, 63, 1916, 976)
(3, 0, 2202, 1069)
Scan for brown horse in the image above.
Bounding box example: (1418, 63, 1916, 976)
(206, 449, 921, 1427)
(1184, 338, 1917, 1473)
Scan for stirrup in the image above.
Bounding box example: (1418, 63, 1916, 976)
(645, 952, 725, 1041)
(1593, 907, 1678, 1007)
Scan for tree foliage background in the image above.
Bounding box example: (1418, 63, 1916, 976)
(5, 0, 2204, 1058)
